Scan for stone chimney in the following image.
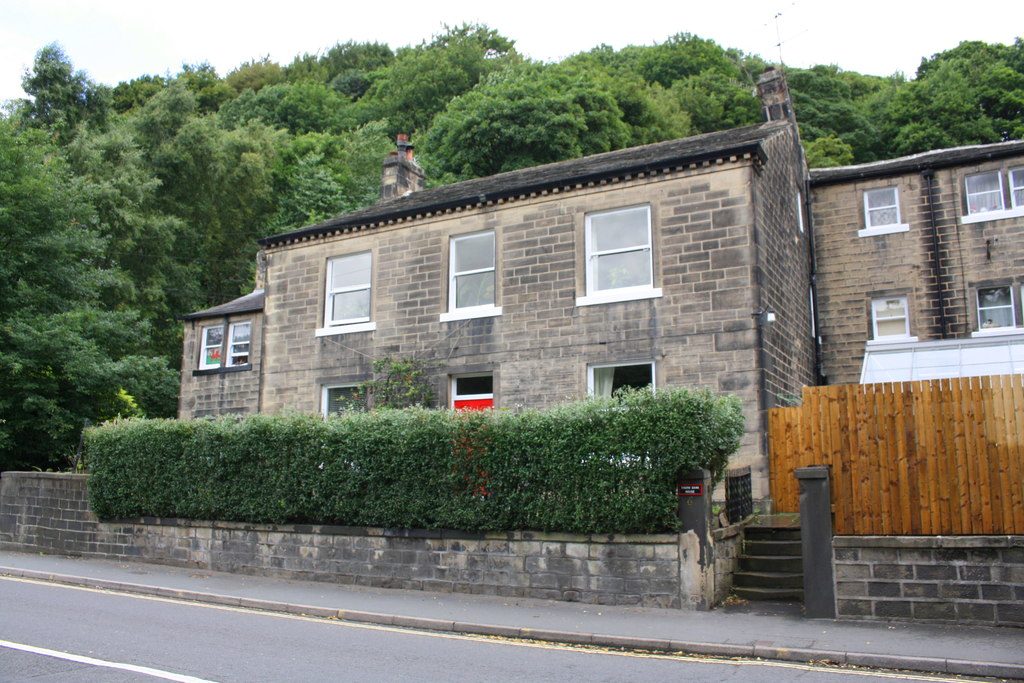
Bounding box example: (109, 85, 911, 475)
(756, 67, 796, 124)
(380, 134, 425, 201)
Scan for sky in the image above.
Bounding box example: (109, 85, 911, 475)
(0, 0, 1019, 104)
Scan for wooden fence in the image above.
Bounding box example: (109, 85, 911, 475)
(768, 375, 1024, 535)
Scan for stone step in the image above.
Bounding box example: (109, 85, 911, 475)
(732, 585, 804, 601)
(744, 539, 802, 556)
(733, 570, 804, 588)
(739, 554, 803, 573)
(745, 527, 802, 542)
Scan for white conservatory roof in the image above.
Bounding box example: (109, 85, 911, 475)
(860, 333, 1024, 384)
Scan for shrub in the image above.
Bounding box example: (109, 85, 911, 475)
(86, 387, 743, 534)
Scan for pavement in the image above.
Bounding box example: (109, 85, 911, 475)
(1, 550, 1022, 680)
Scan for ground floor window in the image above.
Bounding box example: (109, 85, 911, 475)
(451, 374, 493, 410)
(322, 385, 367, 415)
(588, 362, 654, 397)
(199, 325, 223, 369)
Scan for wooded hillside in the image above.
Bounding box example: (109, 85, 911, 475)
(2, 25, 1022, 470)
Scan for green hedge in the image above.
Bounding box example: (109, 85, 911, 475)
(86, 388, 744, 534)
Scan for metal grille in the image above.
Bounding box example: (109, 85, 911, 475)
(726, 466, 752, 524)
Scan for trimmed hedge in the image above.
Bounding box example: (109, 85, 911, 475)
(86, 388, 744, 534)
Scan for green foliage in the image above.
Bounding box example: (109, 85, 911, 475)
(218, 82, 357, 134)
(804, 134, 855, 168)
(285, 41, 394, 88)
(359, 23, 519, 135)
(19, 43, 111, 142)
(225, 57, 286, 95)
(111, 74, 169, 114)
(176, 63, 234, 115)
(358, 357, 437, 409)
(86, 388, 744, 533)
(0, 120, 177, 471)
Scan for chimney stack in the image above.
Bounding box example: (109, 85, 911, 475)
(380, 134, 425, 201)
(756, 67, 796, 124)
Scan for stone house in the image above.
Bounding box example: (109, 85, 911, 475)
(178, 68, 819, 502)
(811, 140, 1024, 384)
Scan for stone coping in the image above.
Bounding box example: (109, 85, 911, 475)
(102, 516, 680, 545)
(833, 535, 1023, 548)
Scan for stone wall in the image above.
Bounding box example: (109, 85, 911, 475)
(1, 472, 732, 610)
(711, 522, 744, 604)
(833, 536, 1024, 627)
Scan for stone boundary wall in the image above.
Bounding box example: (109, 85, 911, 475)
(833, 536, 1024, 626)
(711, 522, 743, 604)
(0, 472, 728, 609)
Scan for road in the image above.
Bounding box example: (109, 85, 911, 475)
(0, 576, 973, 682)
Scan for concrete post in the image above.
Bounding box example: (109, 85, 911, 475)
(796, 465, 835, 618)
(677, 468, 713, 610)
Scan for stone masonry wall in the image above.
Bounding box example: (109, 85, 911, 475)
(2, 472, 710, 609)
(833, 536, 1024, 627)
(812, 153, 1024, 384)
(178, 312, 263, 418)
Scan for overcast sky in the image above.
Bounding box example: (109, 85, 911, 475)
(1, 0, 1019, 104)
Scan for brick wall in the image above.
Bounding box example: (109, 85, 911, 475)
(833, 536, 1024, 626)
(178, 312, 263, 418)
(1, 472, 733, 610)
(812, 154, 1024, 384)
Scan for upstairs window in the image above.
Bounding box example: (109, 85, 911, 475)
(325, 252, 372, 327)
(199, 325, 224, 370)
(871, 297, 911, 341)
(1011, 168, 1024, 208)
(451, 374, 493, 410)
(578, 206, 661, 306)
(966, 172, 1004, 215)
(859, 187, 908, 237)
(977, 286, 1016, 331)
(227, 322, 251, 366)
(441, 231, 501, 322)
(588, 362, 654, 397)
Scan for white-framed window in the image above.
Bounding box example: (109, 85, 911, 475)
(977, 286, 1016, 331)
(961, 170, 1024, 224)
(318, 252, 375, 336)
(588, 361, 655, 397)
(871, 297, 911, 341)
(577, 205, 661, 307)
(440, 231, 501, 322)
(227, 321, 251, 366)
(451, 374, 493, 410)
(199, 325, 224, 369)
(966, 172, 1004, 215)
(1011, 168, 1024, 208)
(322, 385, 367, 415)
(858, 187, 908, 237)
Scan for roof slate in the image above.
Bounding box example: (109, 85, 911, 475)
(259, 121, 788, 248)
(810, 139, 1024, 185)
(182, 289, 265, 320)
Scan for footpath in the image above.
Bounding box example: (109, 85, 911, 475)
(1, 550, 1021, 679)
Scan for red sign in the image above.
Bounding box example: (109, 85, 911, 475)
(453, 398, 493, 411)
(676, 483, 703, 496)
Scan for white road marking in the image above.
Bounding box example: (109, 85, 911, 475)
(0, 639, 219, 683)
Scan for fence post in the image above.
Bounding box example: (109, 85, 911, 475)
(796, 465, 835, 618)
(677, 468, 713, 610)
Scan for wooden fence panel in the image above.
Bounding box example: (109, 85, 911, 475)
(768, 376, 1024, 535)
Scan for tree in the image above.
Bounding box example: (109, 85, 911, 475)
(225, 57, 286, 95)
(359, 24, 519, 134)
(111, 74, 168, 113)
(19, 43, 110, 142)
(0, 121, 176, 471)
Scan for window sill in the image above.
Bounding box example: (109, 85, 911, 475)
(192, 364, 252, 376)
(439, 305, 502, 323)
(971, 327, 1021, 338)
(316, 322, 376, 337)
(576, 287, 662, 308)
(866, 336, 918, 346)
(858, 223, 909, 237)
(961, 206, 1024, 224)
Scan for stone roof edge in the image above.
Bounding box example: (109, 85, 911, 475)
(259, 133, 775, 250)
(181, 289, 265, 320)
(810, 139, 1024, 186)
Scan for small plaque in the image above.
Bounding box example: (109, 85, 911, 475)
(676, 483, 703, 496)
